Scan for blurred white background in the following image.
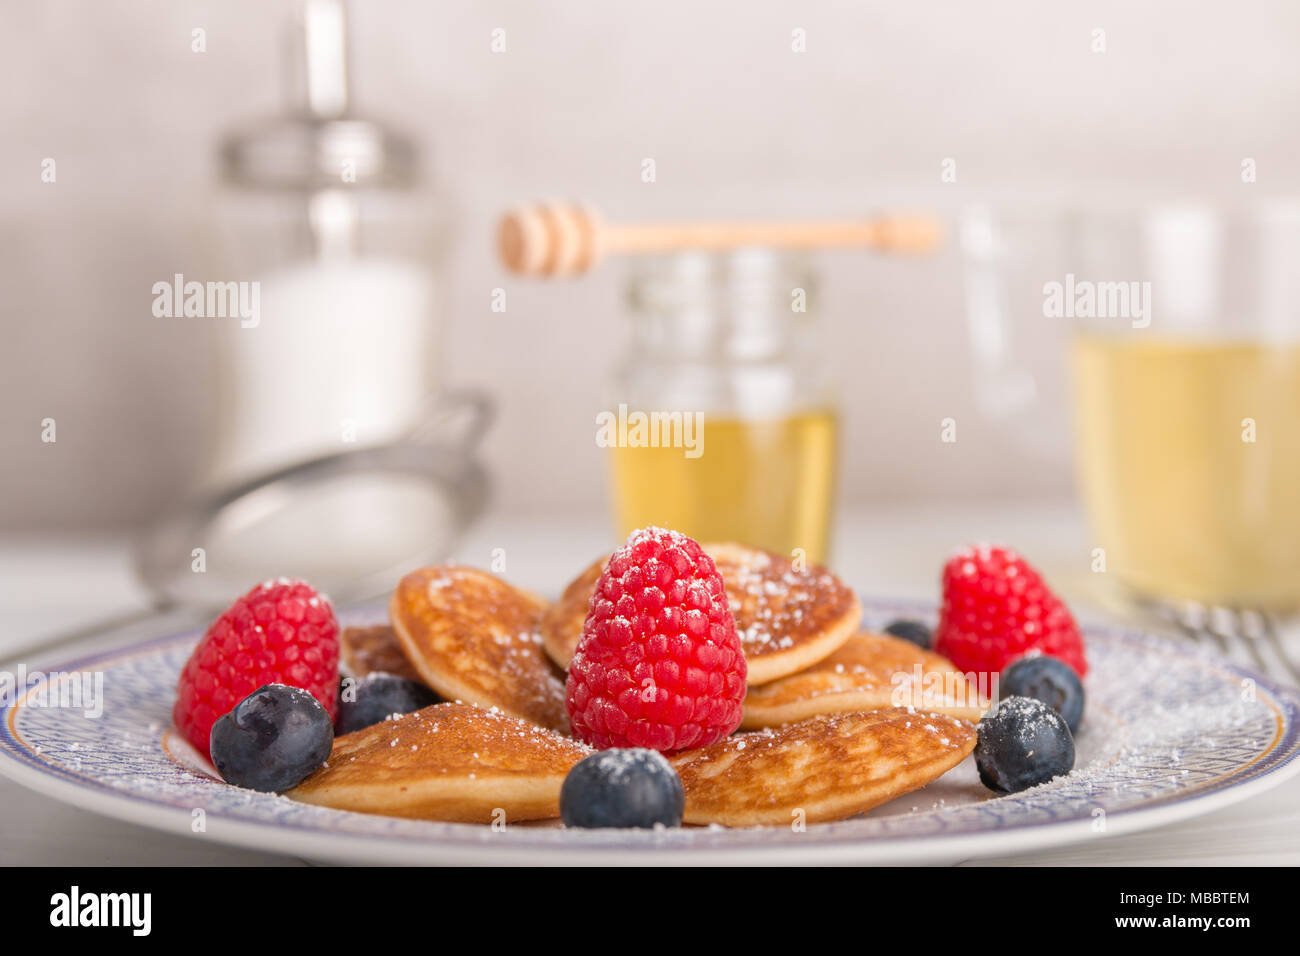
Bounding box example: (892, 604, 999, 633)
(5, 0, 1300, 530)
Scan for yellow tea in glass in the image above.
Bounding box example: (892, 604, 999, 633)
(1073, 333, 1300, 609)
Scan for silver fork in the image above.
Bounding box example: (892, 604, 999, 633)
(1143, 600, 1300, 687)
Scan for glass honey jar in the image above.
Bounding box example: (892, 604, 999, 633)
(606, 249, 839, 563)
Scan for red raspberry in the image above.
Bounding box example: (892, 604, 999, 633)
(173, 579, 339, 759)
(565, 527, 747, 752)
(934, 545, 1087, 678)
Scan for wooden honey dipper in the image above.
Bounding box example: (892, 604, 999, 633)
(498, 202, 944, 276)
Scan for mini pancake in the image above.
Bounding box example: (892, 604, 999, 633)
(539, 556, 604, 670)
(390, 566, 567, 732)
(670, 708, 976, 827)
(340, 625, 423, 684)
(741, 631, 991, 729)
(712, 543, 861, 685)
(289, 703, 590, 822)
(539, 543, 861, 685)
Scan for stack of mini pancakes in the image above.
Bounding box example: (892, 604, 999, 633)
(289, 545, 989, 827)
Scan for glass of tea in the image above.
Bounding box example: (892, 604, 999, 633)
(965, 200, 1300, 612)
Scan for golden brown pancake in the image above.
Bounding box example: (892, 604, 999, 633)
(289, 703, 590, 822)
(340, 625, 423, 684)
(539, 556, 604, 670)
(741, 632, 990, 729)
(670, 709, 976, 827)
(539, 543, 861, 685)
(390, 566, 567, 732)
(711, 543, 861, 684)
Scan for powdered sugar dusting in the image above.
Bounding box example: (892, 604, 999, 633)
(720, 548, 851, 656)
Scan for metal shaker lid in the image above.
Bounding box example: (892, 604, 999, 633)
(219, 0, 419, 190)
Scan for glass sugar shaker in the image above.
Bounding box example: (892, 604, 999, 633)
(208, 0, 449, 486)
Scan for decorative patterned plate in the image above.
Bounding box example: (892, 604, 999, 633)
(1, 600, 1297, 865)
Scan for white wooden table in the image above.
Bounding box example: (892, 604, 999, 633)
(1, 503, 1296, 865)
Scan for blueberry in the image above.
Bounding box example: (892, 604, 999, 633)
(209, 684, 333, 792)
(975, 696, 1075, 794)
(560, 748, 685, 829)
(337, 673, 439, 735)
(883, 618, 932, 649)
(1001, 655, 1085, 733)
